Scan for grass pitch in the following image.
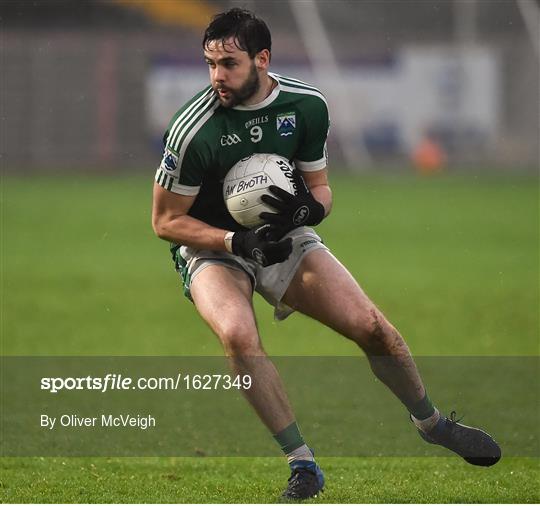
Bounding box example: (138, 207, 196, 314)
(1, 171, 538, 503)
(2, 457, 538, 503)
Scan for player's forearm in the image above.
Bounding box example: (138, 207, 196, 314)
(153, 214, 229, 251)
(310, 184, 333, 217)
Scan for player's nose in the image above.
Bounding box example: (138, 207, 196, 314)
(213, 66, 227, 83)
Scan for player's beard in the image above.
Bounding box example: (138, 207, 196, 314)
(215, 63, 260, 108)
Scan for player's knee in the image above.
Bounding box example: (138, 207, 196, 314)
(350, 308, 396, 354)
(218, 323, 262, 357)
(224, 336, 263, 357)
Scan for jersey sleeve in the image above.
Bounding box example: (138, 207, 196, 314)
(154, 132, 207, 196)
(294, 96, 330, 172)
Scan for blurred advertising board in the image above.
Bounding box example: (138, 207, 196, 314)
(146, 47, 499, 158)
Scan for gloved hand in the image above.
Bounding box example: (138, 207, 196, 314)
(232, 224, 293, 267)
(259, 170, 325, 228)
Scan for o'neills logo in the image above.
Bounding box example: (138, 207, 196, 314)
(245, 115, 269, 129)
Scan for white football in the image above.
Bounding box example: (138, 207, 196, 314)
(223, 153, 298, 228)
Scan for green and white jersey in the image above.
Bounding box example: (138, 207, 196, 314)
(155, 72, 330, 231)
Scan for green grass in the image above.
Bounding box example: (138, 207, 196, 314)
(1, 457, 538, 503)
(2, 172, 538, 356)
(1, 171, 538, 502)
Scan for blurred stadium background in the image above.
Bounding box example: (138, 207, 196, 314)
(1, 0, 538, 173)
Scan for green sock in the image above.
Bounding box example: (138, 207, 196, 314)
(409, 393, 435, 420)
(273, 421, 305, 454)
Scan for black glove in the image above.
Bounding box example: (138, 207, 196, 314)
(259, 170, 325, 228)
(232, 224, 292, 267)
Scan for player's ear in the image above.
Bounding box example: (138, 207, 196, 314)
(255, 49, 271, 70)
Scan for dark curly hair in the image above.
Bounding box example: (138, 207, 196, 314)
(202, 8, 272, 59)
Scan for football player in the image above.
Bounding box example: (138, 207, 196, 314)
(152, 8, 501, 500)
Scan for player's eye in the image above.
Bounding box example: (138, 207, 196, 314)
(225, 62, 237, 68)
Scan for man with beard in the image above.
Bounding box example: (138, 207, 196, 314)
(152, 7, 501, 500)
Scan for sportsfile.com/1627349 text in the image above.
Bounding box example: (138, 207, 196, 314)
(40, 373, 252, 393)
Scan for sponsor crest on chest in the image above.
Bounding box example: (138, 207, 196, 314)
(276, 112, 296, 137)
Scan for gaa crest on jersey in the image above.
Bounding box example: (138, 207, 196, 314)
(161, 147, 178, 173)
(276, 112, 296, 137)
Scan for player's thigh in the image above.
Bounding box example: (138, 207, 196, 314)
(190, 264, 260, 350)
(282, 249, 388, 341)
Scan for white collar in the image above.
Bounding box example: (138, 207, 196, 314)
(232, 74, 280, 111)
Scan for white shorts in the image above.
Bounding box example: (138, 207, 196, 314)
(173, 227, 328, 320)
